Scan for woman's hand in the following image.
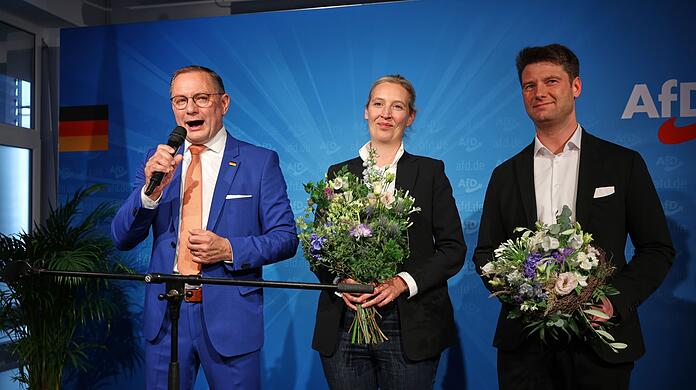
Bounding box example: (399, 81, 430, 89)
(339, 278, 377, 311)
(361, 276, 408, 309)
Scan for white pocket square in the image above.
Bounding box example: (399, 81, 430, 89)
(225, 194, 252, 200)
(593, 186, 615, 198)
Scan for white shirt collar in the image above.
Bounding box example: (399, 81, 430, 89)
(358, 141, 405, 168)
(184, 126, 227, 155)
(534, 123, 582, 156)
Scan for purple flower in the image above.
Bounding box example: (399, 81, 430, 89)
(533, 284, 547, 300)
(551, 251, 564, 264)
(523, 253, 543, 279)
(518, 283, 534, 296)
(308, 234, 327, 260)
(324, 187, 334, 200)
(364, 205, 376, 217)
(309, 233, 326, 251)
(552, 248, 575, 264)
(519, 282, 546, 302)
(350, 224, 372, 239)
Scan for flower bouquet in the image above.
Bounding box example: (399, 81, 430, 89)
(297, 148, 420, 344)
(480, 206, 627, 352)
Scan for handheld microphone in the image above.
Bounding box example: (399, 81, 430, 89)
(144, 126, 187, 196)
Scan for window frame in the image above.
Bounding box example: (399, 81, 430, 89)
(0, 13, 43, 231)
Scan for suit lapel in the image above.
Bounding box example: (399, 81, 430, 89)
(396, 152, 417, 193)
(207, 134, 240, 230)
(575, 129, 601, 228)
(515, 142, 537, 227)
(347, 158, 363, 177)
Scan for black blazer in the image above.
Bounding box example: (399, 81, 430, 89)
(473, 130, 674, 364)
(311, 152, 467, 361)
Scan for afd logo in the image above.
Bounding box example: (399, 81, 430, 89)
(656, 156, 683, 172)
(458, 178, 483, 193)
(462, 219, 480, 234)
(621, 79, 696, 144)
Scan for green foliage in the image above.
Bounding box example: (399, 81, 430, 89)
(0, 185, 142, 389)
(297, 152, 419, 285)
(482, 205, 627, 352)
(297, 148, 420, 344)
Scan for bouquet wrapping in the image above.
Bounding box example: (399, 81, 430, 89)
(481, 206, 627, 352)
(297, 148, 420, 344)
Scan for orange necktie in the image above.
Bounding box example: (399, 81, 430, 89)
(177, 144, 205, 275)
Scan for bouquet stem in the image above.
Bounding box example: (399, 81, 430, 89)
(350, 304, 388, 344)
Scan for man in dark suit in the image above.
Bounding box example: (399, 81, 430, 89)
(474, 44, 674, 389)
(112, 65, 298, 389)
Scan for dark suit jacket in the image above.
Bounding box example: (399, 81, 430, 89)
(112, 133, 298, 357)
(311, 152, 467, 361)
(473, 130, 674, 364)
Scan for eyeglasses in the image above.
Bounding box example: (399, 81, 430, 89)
(170, 92, 225, 110)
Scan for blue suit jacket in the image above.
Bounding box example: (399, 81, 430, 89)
(112, 133, 298, 357)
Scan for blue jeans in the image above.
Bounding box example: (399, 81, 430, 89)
(320, 305, 440, 390)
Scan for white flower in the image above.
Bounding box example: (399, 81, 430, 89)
(574, 272, 588, 287)
(520, 303, 539, 312)
(528, 232, 544, 251)
(579, 257, 593, 270)
(343, 190, 353, 203)
(332, 177, 345, 190)
(481, 262, 495, 274)
(576, 251, 587, 263)
(542, 236, 560, 251)
(568, 233, 584, 250)
(372, 181, 384, 195)
(578, 249, 598, 270)
(554, 272, 578, 295)
(380, 192, 395, 208)
(587, 246, 600, 266)
(506, 270, 523, 285)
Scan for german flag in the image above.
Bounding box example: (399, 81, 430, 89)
(59, 105, 108, 152)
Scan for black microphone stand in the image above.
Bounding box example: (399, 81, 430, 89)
(3, 262, 373, 390)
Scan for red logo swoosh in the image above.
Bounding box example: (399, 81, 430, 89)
(658, 117, 696, 144)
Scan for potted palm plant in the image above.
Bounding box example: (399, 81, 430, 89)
(0, 185, 141, 389)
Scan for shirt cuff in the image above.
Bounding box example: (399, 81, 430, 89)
(397, 271, 418, 298)
(333, 276, 342, 297)
(140, 186, 161, 209)
(224, 239, 234, 265)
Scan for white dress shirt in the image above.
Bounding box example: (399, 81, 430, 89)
(358, 141, 419, 298)
(141, 127, 229, 271)
(534, 124, 582, 225)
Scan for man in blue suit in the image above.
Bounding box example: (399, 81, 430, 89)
(112, 65, 298, 389)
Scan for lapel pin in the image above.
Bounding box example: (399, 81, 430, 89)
(228, 161, 237, 167)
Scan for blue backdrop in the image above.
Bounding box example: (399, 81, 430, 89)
(56, 0, 695, 388)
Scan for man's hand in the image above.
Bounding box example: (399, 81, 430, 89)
(188, 229, 232, 265)
(339, 278, 377, 311)
(144, 144, 183, 200)
(361, 276, 409, 309)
